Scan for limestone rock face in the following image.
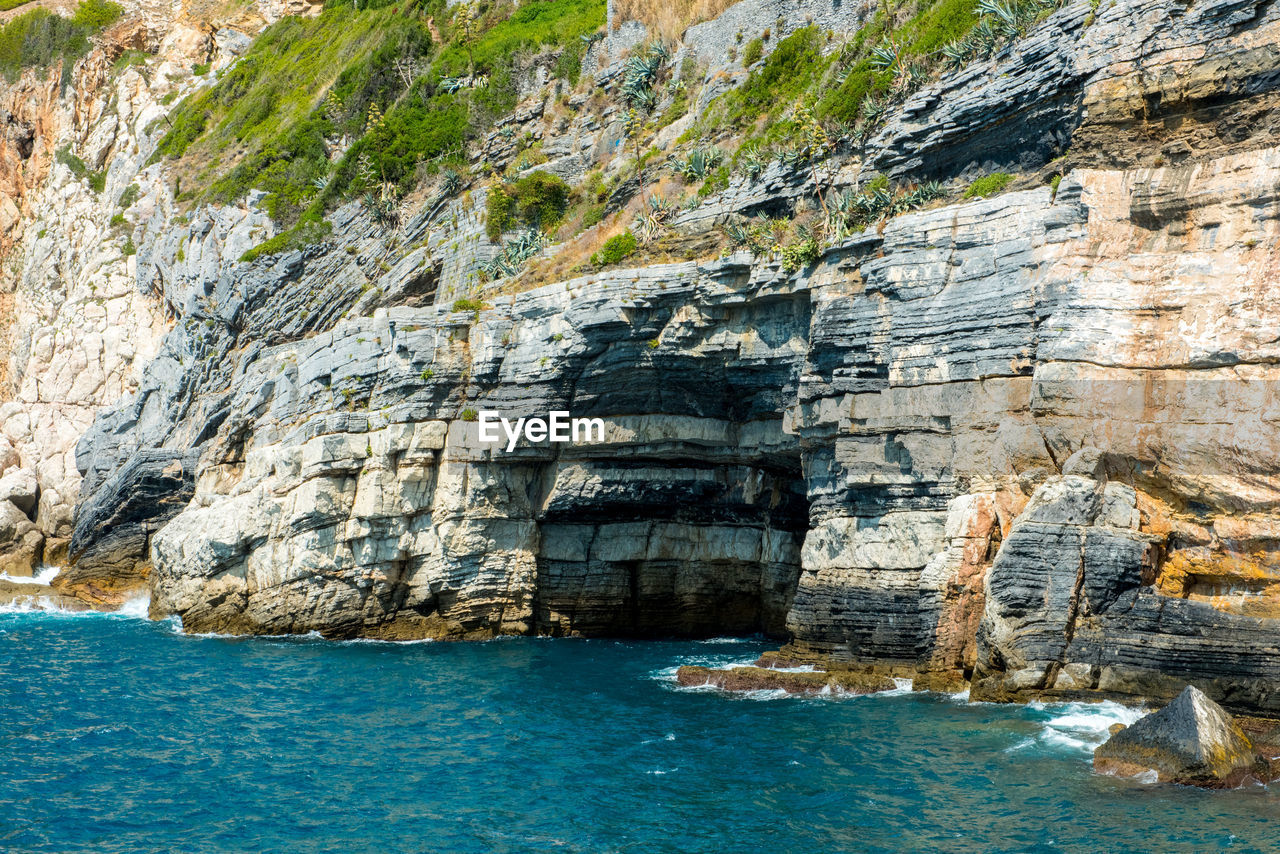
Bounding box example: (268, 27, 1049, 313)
(0, 468, 39, 517)
(0, 0, 262, 608)
(5, 0, 1280, 718)
(1094, 686, 1269, 787)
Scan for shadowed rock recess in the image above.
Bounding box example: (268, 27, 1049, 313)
(2, 0, 1280, 713)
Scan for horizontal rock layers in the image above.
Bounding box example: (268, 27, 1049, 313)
(64, 143, 1280, 715)
(2, 0, 1279, 714)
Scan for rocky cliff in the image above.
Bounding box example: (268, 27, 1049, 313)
(5, 0, 1280, 713)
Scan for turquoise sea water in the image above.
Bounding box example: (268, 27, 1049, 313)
(4, 605, 1280, 853)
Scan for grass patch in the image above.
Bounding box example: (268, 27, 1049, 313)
(964, 171, 1014, 198)
(238, 216, 332, 262)
(712, 26, 829, 132)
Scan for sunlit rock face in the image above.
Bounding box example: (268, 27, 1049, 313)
(4, 0, 1280, 712)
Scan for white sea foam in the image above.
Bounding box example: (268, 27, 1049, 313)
(0, 590, 154, 620)
(115, 595, 152, 619)
(0, 594, 80, 614)
(1004, 737, 1036, 754)
(0, 564, 60, 586)
(649, 653, 762, 683)
(740, 688, 792, 701)
(1031, 699, 1147, 754)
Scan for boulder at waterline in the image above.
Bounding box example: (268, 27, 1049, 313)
(1093, 685, 1272, 787)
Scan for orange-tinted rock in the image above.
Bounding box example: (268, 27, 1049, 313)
(675, 665, 896, 695)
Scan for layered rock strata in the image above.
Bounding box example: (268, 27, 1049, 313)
(3, 0, 1280, 718)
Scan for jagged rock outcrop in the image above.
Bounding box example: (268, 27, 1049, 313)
(0, 0, 285, 599)
(870, 0, 1280, 179)
(1094, 685, 1272, 786)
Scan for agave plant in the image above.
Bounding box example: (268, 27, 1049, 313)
(776, 147, 807, 168)
(906, 62, 931, 91)
(868, 40, 902, 73)
(722, 216, 776, 256)
(916, 180, 948, 201)
(620, 43, 670, 110)
(724, 221, 753, 250)
(860, 95, 889, 126)
(633, 193, 676, 243)
(942, 41, 971, 72)
(737, 146, 769, 181)
(978, 0, 1020, 35)
(481, 229, 547, 279)
(437, 169, 462, 198)
(363, 182, 401, 229)
(669, 146, 724, 182)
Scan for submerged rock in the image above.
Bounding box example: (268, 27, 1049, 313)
(1093, 686, 1272, 787)
(675, 665, 896, 695)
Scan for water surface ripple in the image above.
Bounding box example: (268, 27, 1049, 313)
(3, 609, 1279, 852)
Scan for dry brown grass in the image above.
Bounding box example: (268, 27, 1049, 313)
(612, 0, 740, 43)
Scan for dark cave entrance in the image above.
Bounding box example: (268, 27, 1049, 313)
(531, 454, 809, 641)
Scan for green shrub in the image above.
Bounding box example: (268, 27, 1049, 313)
(591, 230, 637, 267)
(581, 204, 605, 229)
(451, 298, 487, 312)
(714, 26, 827, 130)
(742, 37, 763, 65)
(109, 212, 125, 227)
(239, 216, 332, 262)
(156, 7, 432, 225)
(433, 0, 603, 78)
(70, 0, 121, 29)
(486, 184, 514, 240)
(485, 170, 569, 239)
(55, 145, 88, 178)
(345, 95, 467, 193)
(698, 163, 730, 197)
(156, 0, 605, 247)
(964, 171, 1014, 198)
(460, 408, 479, 422)
(121, 236, 136, 256)
(190, 62, 209, 75)
(815, 0, 983, 125)
(553, 38, 583, 84)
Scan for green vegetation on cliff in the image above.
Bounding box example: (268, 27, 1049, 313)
(154, 0, 604, 250)
(0, 0, 122, 82)
(485, 170, 571, 239)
